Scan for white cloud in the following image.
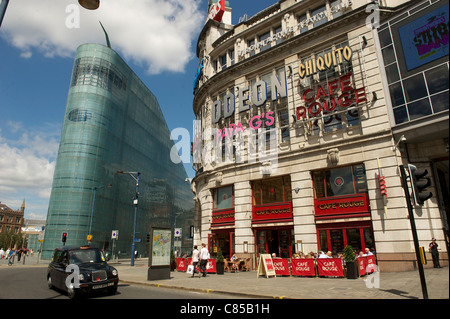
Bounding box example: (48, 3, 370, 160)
(0, 123, 60, 219)
(1, 0, 205, 74)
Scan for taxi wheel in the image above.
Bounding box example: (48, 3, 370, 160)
(108, 286, 117, 295)
(67, 287, 77, 299)
(47, 275, 53, 289)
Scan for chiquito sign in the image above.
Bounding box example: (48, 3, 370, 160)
(296, 45, 368, 120)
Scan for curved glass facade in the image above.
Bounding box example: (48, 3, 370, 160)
(42, 44, 193, 259)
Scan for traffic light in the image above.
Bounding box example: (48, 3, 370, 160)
(146, 233, 150, 243)
(408, 164, 433, 206)
(62, 232, 68, 244)
(378, 174, 387, 197)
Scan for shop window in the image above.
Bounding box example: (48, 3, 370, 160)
(252, 176, 292, 205)
(314, 165, 364, 198)
(318, 224, 373, 255)
(213, 185, 234, 210)
(346, 228, 362, 252)
(313, 164, 369, 218)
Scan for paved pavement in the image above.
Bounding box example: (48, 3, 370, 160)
(1, 255, 448, 299)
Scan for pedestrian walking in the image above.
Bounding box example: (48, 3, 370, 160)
(199, 243, 209, 277)
(191, 245, 200, 278)
(429, 238, 442, 268)
(7, 249, 14, 266)
(0, 248, 4, 260)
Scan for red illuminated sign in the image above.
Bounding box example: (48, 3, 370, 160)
(252, 202, 293, 223)
(314, 194, 370, 219)
(211, 208, 235, 226)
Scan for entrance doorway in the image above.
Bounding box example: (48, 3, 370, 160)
(209, 231, 234, 258)
(255, 228, 294, 258)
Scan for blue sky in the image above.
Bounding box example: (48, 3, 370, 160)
(0, 0, 278, 220)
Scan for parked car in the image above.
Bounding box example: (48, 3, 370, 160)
(47, 246, 119, 298)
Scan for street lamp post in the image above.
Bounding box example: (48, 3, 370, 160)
(117, 170, 140, 266)
(89, 184, 112, 243)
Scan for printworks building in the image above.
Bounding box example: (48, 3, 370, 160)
(191, 0, 448, 271)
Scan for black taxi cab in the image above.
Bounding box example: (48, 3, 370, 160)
(47, 246, 119, 298)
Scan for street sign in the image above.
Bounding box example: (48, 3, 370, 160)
(175, 228, 182, 238)
(112, 230, 119, 239)
(87, 234, 92, 242)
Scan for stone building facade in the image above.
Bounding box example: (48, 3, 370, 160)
(191, 0, 448, 271)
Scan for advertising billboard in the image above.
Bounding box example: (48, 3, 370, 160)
(399, 4, 449, 71)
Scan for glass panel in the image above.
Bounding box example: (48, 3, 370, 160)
(353, 164, 368, 194)
(319, 230, 328, 252)
(259, 31, 271, 52)
(403, 74, 428, 102)
(313, 171, 326, 198)
(284, 176, 292, 202)
(382, 45, 396, 66)
(363, 228, 375, 252)
(431, 91, 450, 113)
(378, 28, 392, 48)
(262, 178, 284, 204)
(393, 105, 408, 124)
(311, 5, 328, 28)
(385, 64, 400, 84)
(325, 166, 355, 197)
(298, 14, 308, 33)
(257, 231, 267, 255)
(331, 0, 343, 19)
(425, 65, 449, 95)
(215, 186, 233, 210)
(346, 228, 362, 253)
(330, 229, 344, 255)
(407, 98, 432, 121)
(389, 82, 405, 107)
(252, 181, 261, 206)
(279, 230, 290, 258)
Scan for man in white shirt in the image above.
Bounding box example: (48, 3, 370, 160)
(318, 251, 331, 258)
(199, 243, 209, 277)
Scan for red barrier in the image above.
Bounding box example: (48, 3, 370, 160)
(358, 257, 366, 276)
(316, 258, 344, 277)
(272, 258, 290, 276)
(366, 255, 376, 273)
(291, 259, 316, 277)
(176, 257, 187, 272)
(206, 259, 216, 273)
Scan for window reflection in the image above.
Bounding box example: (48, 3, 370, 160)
(403, 74, 428, 102)
(407, 98, 432, 121)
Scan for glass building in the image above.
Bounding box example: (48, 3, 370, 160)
(42, 44, 193, 259)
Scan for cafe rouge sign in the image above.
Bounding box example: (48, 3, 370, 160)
(296, 45, 368, 121)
